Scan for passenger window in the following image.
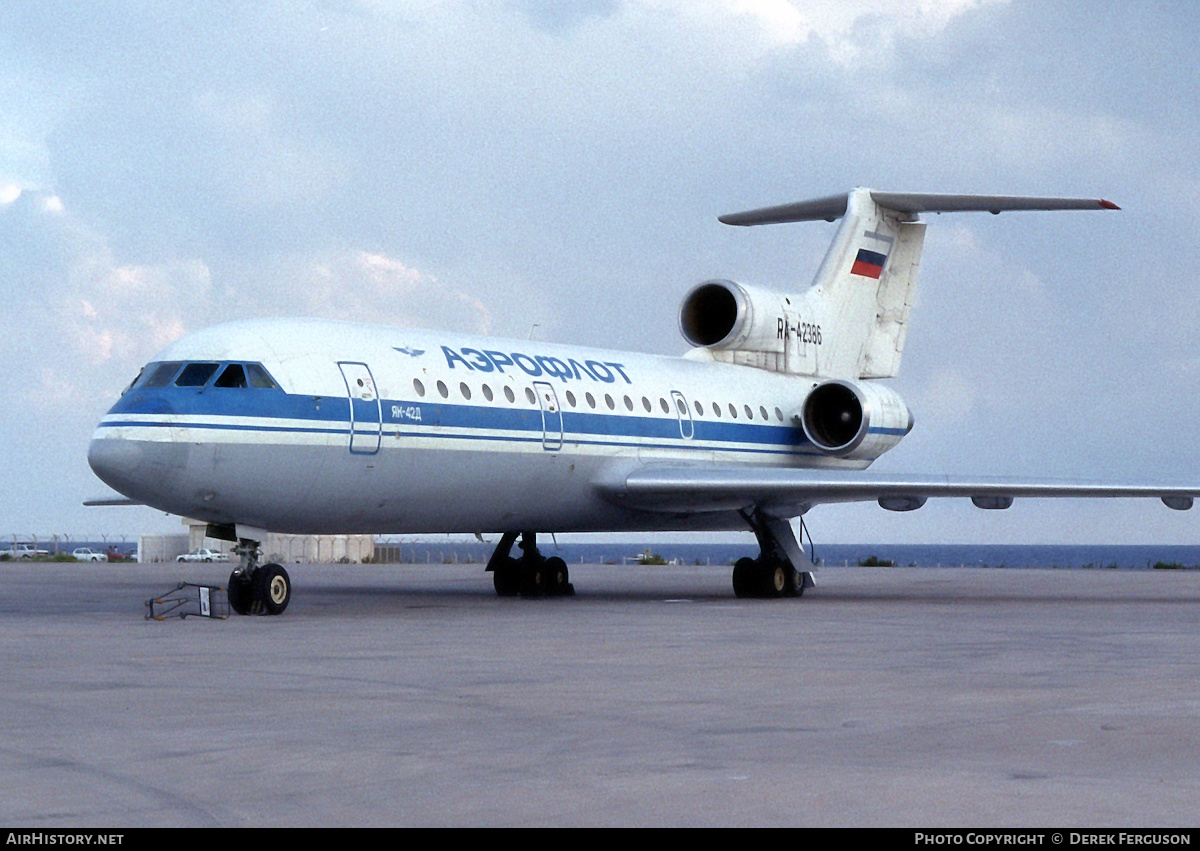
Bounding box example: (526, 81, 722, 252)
(175, 363, 219, 387)
(712, 403, 721, 418)
(413, 379, 425, 397)
(504, 386, 516, 403)
(693, 400, 703, 416)
(437, 380, 449, 398)
(605, 394, 615, 410)
(642, 397, 652, 412)
(482, 384, 494, 402)
(775, 407, 783, 422)
(624, 395, 633, 411)
(525, 387, 536, 404)
(460, 382, 472, 400)
(728, 404, 737, 419)
(659, 398, 669, 413)
(744, 405, 753, 420)
(565, 390, 576, 407)
(214, 364, 248, 388)
(586, 392, 596, 409)
(144, 362, 184, 388)
(759, 406, 769, 421)
(245, 364, 279, 389)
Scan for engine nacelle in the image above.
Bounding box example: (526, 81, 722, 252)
(799, 379, 914, 460)
(679, 279, 798, 353)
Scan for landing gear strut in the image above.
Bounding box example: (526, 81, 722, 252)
(486, 531, 574, 598)
(227, 538, 292, 615)
(731, 511, 816, 599)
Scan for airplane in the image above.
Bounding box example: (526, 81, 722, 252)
(86, 187, 1200, 615)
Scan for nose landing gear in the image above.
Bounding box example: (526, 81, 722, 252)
(227, 538, 292, 615)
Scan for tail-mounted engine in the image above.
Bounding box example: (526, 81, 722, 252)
(799, 379, 913, 460)
(680, 280, 802, 371)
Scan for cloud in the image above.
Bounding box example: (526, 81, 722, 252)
(0, 0, 1197, 540)
(299, 250, 493, 334)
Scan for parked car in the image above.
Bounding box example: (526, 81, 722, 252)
(176, 548, 230, 563)
(4, 544, 50, 560)
(71, 548, 109, 562)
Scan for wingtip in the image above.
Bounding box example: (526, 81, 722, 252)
(1100, 199, 1121, 210)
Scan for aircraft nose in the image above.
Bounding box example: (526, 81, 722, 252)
(88, 435, 145, 496)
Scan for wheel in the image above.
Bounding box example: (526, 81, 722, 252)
(254, 563, 291, 615)
(759, 559, 788, 598)
(493, 556, 521, 597)
(519, 560, 545, 598)
(227, 569, 253, 615)
(782, 565, 802, 597)
(544, 557, 570, 596)
(732, 557, 757, 598)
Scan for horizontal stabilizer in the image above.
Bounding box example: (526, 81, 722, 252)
(719, 191, 1119, 226)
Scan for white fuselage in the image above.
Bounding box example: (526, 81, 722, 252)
(88, 317, 906, 535)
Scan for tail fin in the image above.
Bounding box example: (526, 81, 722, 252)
(720, 189, 1118, 380)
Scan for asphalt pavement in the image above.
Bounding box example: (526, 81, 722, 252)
(2, 561, 1198, 827)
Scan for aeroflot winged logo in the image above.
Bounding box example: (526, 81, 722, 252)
(441, 345, 633, 385)
(393, 347, 426, 357)
(851, 248, 887, 279)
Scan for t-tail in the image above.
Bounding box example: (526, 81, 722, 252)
(681, 188, 1118, 381)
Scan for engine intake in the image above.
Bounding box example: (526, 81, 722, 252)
(679, 279, 793, 353)
(679, 280, 745, 348)
(799, 379, 913, 459)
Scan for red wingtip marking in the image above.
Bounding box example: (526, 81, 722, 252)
(1100, 199, 1120, 210)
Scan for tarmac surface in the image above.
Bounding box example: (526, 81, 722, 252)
(2, 560, 1199, 828)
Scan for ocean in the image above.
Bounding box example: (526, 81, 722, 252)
(371, 541, 1200, 570)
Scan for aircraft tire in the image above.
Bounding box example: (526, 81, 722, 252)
(544, 557, 569, 596)
(227, 570, 253, 615)
(519, 561, 545, 598)
(255, 563, 291, 615)
(782, 565, 800, 597)
(493, 557, 521, 597)
(732, 557, 757, 598)
(759, 559, 788, 598)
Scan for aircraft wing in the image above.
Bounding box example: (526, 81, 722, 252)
(83, 495, 145, 507)
(596, 465, 1198, 516)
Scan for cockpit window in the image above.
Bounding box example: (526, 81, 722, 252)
(121, 367, 145, 395)
(214, 364, 247, 388)
(245, 363, 279, 389)
(175, 363, 219, 387)
(134, 360, 279, 391)
(143, 362, 184, 388)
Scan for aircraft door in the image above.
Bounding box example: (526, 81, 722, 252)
(533, 380, 563, 451)
(338, 362, 382, 455)
(671, 390, 694, 440)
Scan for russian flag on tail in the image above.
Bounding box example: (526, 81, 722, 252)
(851, 248, 887, 279)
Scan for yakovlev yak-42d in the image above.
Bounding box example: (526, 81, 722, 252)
(87, 189, 1199, 615)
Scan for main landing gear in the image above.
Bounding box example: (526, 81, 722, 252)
(226, 538, 292, 616)
(731, 511, 816, 599)
(486, 531, 574, 598)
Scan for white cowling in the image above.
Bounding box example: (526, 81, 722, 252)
(678, 279, 798, 354)
(799, 379, 913, 460)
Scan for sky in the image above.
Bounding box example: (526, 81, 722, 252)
(1, 0, 1198, 546)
